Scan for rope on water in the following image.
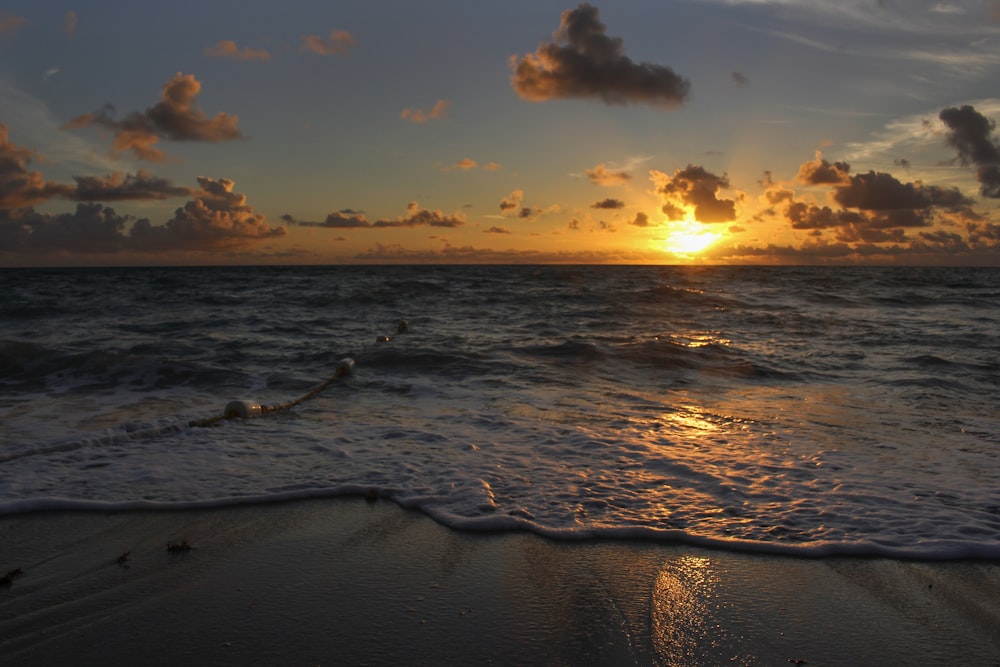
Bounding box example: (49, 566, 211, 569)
(189, 319, 409, 428)
(189, 358, 355, 428)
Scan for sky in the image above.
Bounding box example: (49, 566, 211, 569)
(2, 0, 1000, 266)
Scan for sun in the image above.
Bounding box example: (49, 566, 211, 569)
(663, 219, 720, 256)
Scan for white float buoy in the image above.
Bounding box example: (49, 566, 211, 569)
(223, 400, 262, 420)
(335, 357, 356, 377)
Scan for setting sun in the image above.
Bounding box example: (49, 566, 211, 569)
(663, 220, 720, 256)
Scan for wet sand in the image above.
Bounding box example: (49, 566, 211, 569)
(2, 498, 998, 666)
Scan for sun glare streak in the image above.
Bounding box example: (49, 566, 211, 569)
(663, 219, 720, 256)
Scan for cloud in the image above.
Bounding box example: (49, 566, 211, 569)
(651, 165, 738, 223)
(939, 104, 1000, 197)
(401, 99, 451, 123)
(2, 124, 198, 209)
(631, 211, 651, 227)
(371, 201, 465, 228)
(205, 40, 272, 61)
(301, 30, 357, 55)
(631, 211, 649, 227)
(284, 210, 370, 228)
(0, 12, 26, 38)
(70, 170, 195, 201)
(129, 177, 285, 251)
(509, 3, 690, 108)
(499, 189, 523, 212)
(831, 169, 972, 211)
(484, 226, 511, 234)
(591, 197, 625, 209)
(777, 153, 984, 254)
(0, 124, 74, 207)
(585, 162, 631, 186)
(797, 153, 851, 185)
(64, 73, 243, 161)
(440, 158, 500, 172)
(63, 11, 77, 36)
(0, 177, 284, 257)
(0, 204, 133, 254)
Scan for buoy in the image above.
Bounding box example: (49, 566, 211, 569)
(396, 319, 409, 334)
(223, 400, 262, 420)
(335, 357, 356, 377)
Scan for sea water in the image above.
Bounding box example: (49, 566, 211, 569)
(1, 265, 998, 558)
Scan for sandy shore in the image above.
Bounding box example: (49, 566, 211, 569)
(1, 498, 998, 666)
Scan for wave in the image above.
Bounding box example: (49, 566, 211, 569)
(3, 491, 998, 561)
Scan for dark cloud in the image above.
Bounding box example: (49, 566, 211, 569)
(939, 105, 1000, 197)
(967, 220, 1000, 243)
(779, 153, 990, 256)
(631, 211, 650, 227)
(785, 202, 865, 230)
(0, 204, 132, 254)
(284, 210, 371, 228)
(71, 170, 194, 201)
(591, 197, 624, 209)
(0, 124, 74, 207)
(652, 165, 737, 223)
(484, 226, 511, 234)
(64, 73, 243, 161)
(371, 201, 465, 228)
(510, 4, 690, 108)
(129, 177, 285, 251)
(499, 189, 523, 212)
(832, 170, 972, 211)
(1, 178, 285, 257)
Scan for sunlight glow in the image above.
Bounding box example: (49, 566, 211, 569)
(663, 220, 721, 256)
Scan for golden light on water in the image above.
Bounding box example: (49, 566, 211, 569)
(662, 220, 721, 256)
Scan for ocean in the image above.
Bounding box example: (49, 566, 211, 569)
(1, 265, 998, 559)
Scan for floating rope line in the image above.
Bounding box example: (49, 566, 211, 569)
(188, 357, 355, 428)
(188, 319, 409, 428)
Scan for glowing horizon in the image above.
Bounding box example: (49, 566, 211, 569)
(1, 2, 999, 267)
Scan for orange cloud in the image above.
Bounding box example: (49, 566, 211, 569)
(0, 12, 26, 38)
(205, 40, 272, 61)
(0, 125, 74, 207)
(401, 99, 451, 123)
(441, 158, 502, 172)
(510, 4, 690, 108)
(301, 30, 357, 55)
(585, 163, 631, 186)
(64, 73, 243, 161)
(371, 201, 465, 228)
(63, 11, 77, 36)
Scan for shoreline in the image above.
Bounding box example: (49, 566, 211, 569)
(2, 498, 999, 666)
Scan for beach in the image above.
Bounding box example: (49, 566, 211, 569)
(2, 498, 998, 666)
